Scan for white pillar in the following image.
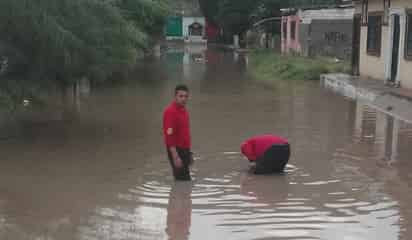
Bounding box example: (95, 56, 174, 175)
(390, 119, 400, 162)
(233, 35, 240, 49)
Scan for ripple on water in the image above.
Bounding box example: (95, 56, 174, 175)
(111, 158, 401, 240)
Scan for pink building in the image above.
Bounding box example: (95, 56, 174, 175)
(281, 15, 301, 54)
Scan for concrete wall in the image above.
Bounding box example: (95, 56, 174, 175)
(300, 8, 354, 22)
(399, 56, 412, 89)
(301, 19, 353, 59)
(356, 0, 412, 89)
(359, 26, 388, 80)
(357, 0, 387, 81)
(282, 8, 354, 59)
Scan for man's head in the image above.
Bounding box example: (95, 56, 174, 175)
(174, 84, 189, 106)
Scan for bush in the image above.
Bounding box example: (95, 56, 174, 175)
(0, 0, 169, 82)
(248, 50, 350, 82)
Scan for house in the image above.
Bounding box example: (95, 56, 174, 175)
(282, 7, 354, 60)
(352, 0, 412, 89)
(281, 13, 301, 54)
(183, 17, 206, 43)
(165, 0, 206, 43)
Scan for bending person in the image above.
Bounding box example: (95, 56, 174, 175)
(241, 135, 290, 174)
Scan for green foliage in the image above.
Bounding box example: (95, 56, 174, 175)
(199, 0, 219, 25)
(0, 0, 169, 82)
(249, 50, 350, 82)
(199, 0, 346, 36)
(115, 0, 169, 38)
(199, 0, 256, 36)
(217, 0, 256, 35)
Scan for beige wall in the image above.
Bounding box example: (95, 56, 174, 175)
(359, 26, 387, 80)
(392, 0, 412, 7)
(367, 0, 384, 12)
(398, 61, 412, 89)
(356, 0, 412, 89)
(356, 0, 386, 81)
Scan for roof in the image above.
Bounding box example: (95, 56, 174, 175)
(299, 8, 355, 22)
(281, 0, 354, 13)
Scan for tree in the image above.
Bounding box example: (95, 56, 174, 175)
(0, 0, 169, 82)
(217, 0, 256, 36)
(198, 0, 347, 44)
(251, 0, 282, 36)
(198, 0, 219, 25)
(199, 0, 276, 40)
(115, 0, 169, 40)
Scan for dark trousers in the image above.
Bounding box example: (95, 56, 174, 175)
(254, 144, 290, 175)
(167, 148, 192, 181)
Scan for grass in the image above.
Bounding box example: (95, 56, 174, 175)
(248, 50, 351, 82)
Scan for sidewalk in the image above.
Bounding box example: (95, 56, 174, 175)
(321, 73, 412, 123)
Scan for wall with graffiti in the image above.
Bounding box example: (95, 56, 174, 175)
(301, 19, 353, 60)
(282, 8, 354, 60)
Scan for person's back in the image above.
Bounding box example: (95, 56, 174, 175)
(241, 135, 290, 174)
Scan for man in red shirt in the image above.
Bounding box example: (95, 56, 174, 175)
(163, 85, 193, 181)
(241, 135, 290, 174)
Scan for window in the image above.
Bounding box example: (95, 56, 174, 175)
(406, 12, 412, 60)
(367, 15, 382, 56)
(291, 21, 296, 40)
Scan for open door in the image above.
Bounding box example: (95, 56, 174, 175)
(390, 15, 401, 83)
(352, 14, 362, 76)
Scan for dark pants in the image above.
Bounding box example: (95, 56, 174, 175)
(254, 144, 290, 175)
(167, 148, 192, 181)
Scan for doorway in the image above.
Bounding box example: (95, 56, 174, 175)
(352, 14, 362, 76)
(390, 14, 401, 83)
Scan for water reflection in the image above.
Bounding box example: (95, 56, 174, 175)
(63, 78, 91, 120)
(0, 77, 92, 140)
(166, 182, 193, 240)
(352, 101, 412, 163)
(332, 100, 412, 240)
(240, 173, 289, 206)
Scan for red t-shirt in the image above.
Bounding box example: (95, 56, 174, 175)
(241, 135, 288, 161)
(163, 101, 191, 149)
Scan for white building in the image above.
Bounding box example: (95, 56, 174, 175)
(183, 17, 206, 43)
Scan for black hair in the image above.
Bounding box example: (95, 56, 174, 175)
(175, 84, 189, 94)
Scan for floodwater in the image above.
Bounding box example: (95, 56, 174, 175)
(0, 46, 412, 240)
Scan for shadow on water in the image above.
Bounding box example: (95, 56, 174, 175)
(0, 46, 412, 240)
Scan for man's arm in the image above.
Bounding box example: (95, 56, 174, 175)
(164, 111, 183, 169)
(169, 146, 183, 169)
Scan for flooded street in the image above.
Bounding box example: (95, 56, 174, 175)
(1, 46, 412, 240)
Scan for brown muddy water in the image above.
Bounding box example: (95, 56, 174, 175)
(0, 46, 412, 240)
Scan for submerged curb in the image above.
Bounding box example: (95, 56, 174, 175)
(321, 73, 412, 123)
